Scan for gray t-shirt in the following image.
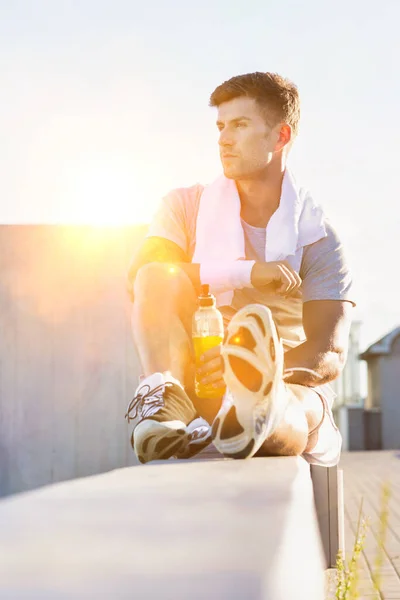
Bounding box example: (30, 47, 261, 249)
(146, 183, 354, 346)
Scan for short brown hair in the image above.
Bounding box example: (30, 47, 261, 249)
(209, 72, 300, 136)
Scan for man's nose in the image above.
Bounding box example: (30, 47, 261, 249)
(218, 128, 234, 148)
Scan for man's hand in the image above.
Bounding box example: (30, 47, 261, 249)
(284, 300, 353, 386)
(251, 261, 302, 296)
(196, 345, 226, 393)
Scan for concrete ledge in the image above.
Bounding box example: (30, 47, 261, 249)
(0, 456, 325, 599)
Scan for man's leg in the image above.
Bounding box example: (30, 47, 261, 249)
(211, 303, 339, 461)
(127, 263, 212, 463)
(132, 262, 197, 381)
(132, 280, 337, 463)
(255, 384, 324, 457)
(132, 262, 224, 425)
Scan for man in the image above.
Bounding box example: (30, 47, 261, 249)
(125, 71, 354, 465)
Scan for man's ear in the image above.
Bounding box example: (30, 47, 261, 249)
(275, 124, 292, 152)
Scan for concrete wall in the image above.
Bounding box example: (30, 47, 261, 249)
(0, 225, 146, 497)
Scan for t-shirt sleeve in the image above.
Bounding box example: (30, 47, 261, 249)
(300, 221, 356, 306)
(146, 189, 188, 253)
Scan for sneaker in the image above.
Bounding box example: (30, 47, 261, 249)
(211, 304, 289, 459)
(175, 417, 213, 459)
(125, 372, 211, 464)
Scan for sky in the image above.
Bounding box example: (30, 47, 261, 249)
(1, 0, 400, 352)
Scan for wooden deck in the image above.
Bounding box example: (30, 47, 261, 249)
(327, 451, 400, 599)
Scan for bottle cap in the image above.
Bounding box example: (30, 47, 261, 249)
(198, 283, 215, 307)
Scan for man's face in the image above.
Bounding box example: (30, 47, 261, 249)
(216, 96, 280, 179)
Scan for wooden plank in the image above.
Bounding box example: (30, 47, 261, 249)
(0, 226, 18, 497)
(0, 227, 56, 494)
(339, 451, 400, 597)
(0, 225, 145, 496)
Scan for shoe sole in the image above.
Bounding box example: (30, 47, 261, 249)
(212, 304, 285, 459)
(133, 419, 211, 464)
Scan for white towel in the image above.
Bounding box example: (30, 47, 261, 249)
(192, 169, 327, 306)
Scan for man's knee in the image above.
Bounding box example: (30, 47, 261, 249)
(133, 262, 195, 302)
(255, 400, 309, 457)
(255, 431, 305, 457)
(286, 383, 325, 433)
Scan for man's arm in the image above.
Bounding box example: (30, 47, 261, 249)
(127, 234, 254, 304)
(283, 299, 353, 386)
(127, 238, 304, 304)
(126, 236, 201, 302)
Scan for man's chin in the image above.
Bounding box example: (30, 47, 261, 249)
(222, 165, 240, 180)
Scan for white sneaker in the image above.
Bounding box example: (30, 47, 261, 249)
(125, 372, 211, 463)
(211, 304, 289, 459)
(175, 417, 213, 459)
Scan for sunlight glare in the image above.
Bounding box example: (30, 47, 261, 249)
(61, 161, 153, 225)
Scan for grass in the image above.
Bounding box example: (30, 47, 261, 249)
(333, 482, 392, 600)
(371, 482, 392, 593)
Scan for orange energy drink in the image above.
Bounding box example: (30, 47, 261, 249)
(192, 285, 225, 399)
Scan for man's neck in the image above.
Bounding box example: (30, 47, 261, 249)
(236, 162, 285, 228)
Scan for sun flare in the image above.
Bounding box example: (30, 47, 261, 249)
(61, 161, 153, 226)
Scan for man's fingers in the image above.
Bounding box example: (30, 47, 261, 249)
(199, 372, 226, 388)
(252, 261, 301, 293)
(275, 263, 302, 295)
(284, 263, 302, 288)
(199, 344, 221, 364)
(197, 356, 223, 377)
(275, 264, 296, 294)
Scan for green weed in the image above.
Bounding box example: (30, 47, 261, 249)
(371, 482, 391, 593)
(333, 482, 391, 600)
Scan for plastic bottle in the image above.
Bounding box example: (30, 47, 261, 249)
(192, 284, 225, 399)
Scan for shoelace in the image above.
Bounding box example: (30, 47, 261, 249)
(124, 382, 173, 423)
(124, 370, 322, 424)
(188, 425, 210, 442)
